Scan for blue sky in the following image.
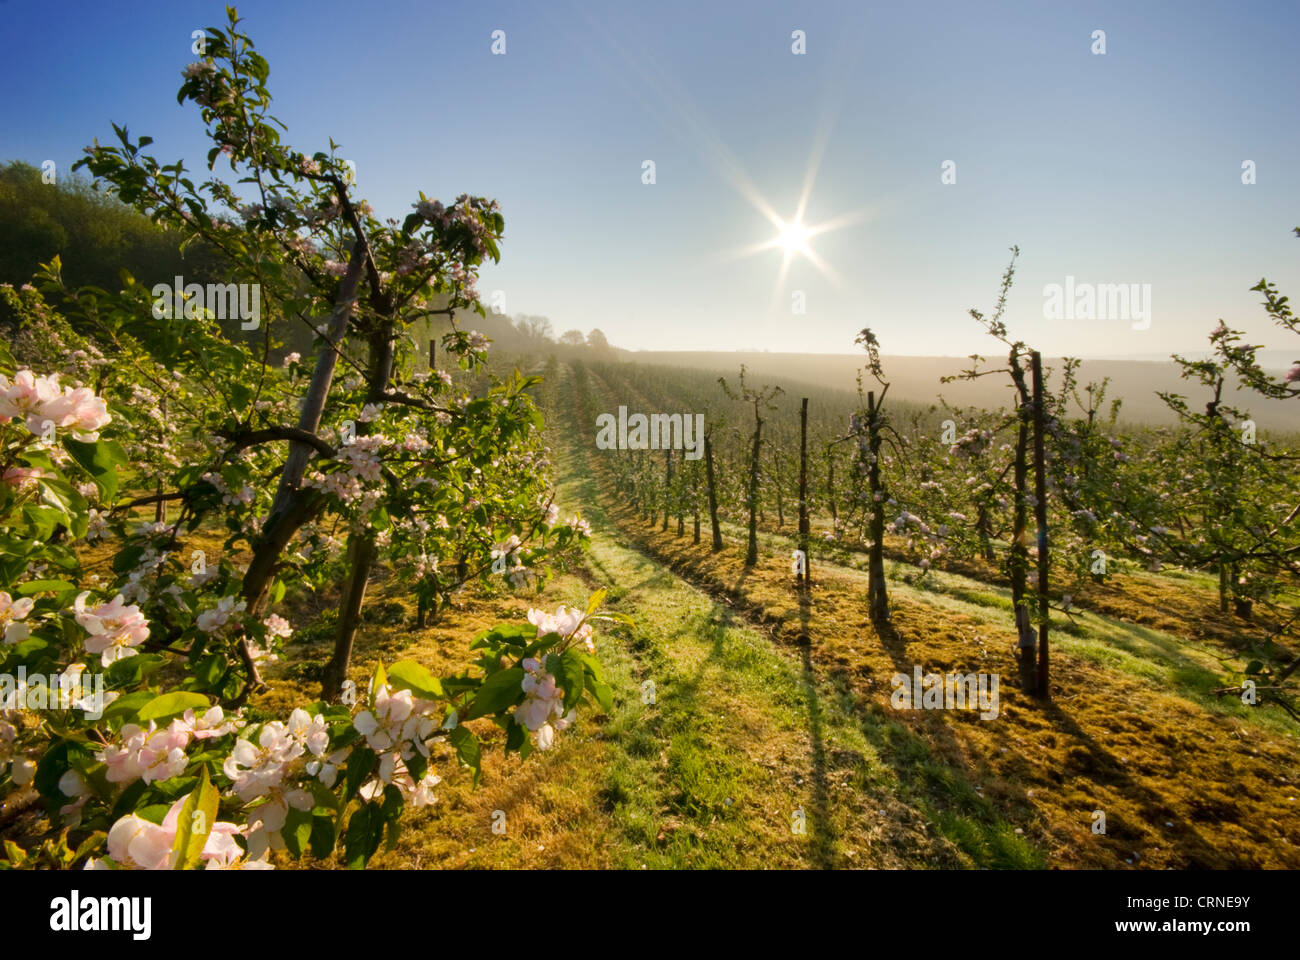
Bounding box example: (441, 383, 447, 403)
(2, 0, 1298, 358)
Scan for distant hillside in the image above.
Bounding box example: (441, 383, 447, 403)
(612, 350, 1299, 433)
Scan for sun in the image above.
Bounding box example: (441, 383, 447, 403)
(777, 218, 812, 256)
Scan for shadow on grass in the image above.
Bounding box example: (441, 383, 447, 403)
(850, 613, 1045, 869)
(796, 585, 838, 869)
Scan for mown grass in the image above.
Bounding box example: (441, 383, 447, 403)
(574, 363, 1300, 869)
(720, 513, 1294, 735)
(39, 361, 1294, 871)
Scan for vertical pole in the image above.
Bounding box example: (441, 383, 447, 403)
(798, 398, 810, 590)
(866, 391, 889, 622)
(1031, 351, 1050, 700)
(746, 414, 761, 566)
(705, 434, 723, 551)
(662, 447, 672, 532)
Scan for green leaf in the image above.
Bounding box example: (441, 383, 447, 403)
(105, 653, 165, 688)
(448, 727, 481, 785)
(505, 715, 526, 753)
(463, 667, 525, 721)
(344, 746, 377, 802)
(137, 691, 211, 723)
(101, 689, 155, 725)
(171, 766, 219, 870)
(309, 815, 336, 860)
(282, 805, 313, 859)
(112, 545, 145, 575)
(584, 589, 607, 616)
(62, 437, 126, 502)
(469, 623, 533, 650)
(586, 676, 614, 714)
(34, 739, 92, 803)
(16, 579, 74, 598)
(344, 804, 383, 869)
(578, 651, 606, 685)
(549, 649, 587, 713)
(387, 660, 443, 701)
(135, 803, 171, 825)
(192, 653, 227, 688)
(109, 780, 148, 822)
(381, 784, 403, 821)
(309, 777, 340, 815)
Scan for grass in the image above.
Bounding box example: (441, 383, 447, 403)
(32, 362, 1294, 871)
(572, 362, 1300, 869)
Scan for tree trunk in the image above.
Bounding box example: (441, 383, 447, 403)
(976, 502, 996, 563)
(826, 452, 837, 531)
(746, 416, 762, 566)
(1031, 351, 1050, 700)
(798, 398, 811, 591)
(705, 434, 723, 551)
(322, 534, 376, 698)
(691, 460, 701, 543)
(866, 392, 888, 622)
(323, 319, 396, 700)
(1009, 352, 1038, 694)
(237, 246, 366, 697)
(662, 448, 672, 532)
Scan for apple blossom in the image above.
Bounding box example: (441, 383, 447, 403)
(95, 796, 246, 870)
(0, 591, 34, 645)
(97, 720, 191, 784)
(73, 592, 150, 666)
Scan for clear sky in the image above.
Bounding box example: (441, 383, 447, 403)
(2, 0, 1298, 359)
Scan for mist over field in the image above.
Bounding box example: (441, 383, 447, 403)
(611, 350, 1300, 431)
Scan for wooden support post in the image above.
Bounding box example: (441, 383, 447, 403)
(1031, 351, 1050, 700)
(798, 398, 811, 589)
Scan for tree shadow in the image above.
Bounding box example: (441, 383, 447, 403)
(796, 586, 837, 868)
(1040, 700, 1228, 867)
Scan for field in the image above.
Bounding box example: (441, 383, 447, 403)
(160, 357, 1299, 870)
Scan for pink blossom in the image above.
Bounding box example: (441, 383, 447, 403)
(0, 369, 61, 432)
(1, 466, 44, 490)
(514, 658, 575, 750)
(97, 720, 191, 784)
(177, 705, 238, 740)
(527, 604, 593, 651)
(74, 592, 150, 666)
(0, 370, 111, 440)
(196, 595, 247, 634)
(222, 719, 305, 802)
(99, 796, 244, 870)
(0, 591, 35, 645)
